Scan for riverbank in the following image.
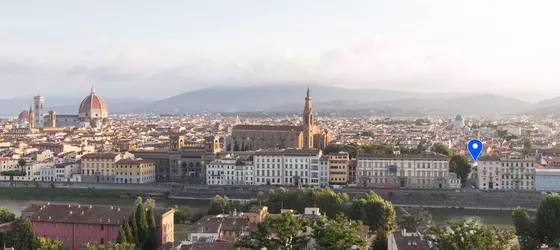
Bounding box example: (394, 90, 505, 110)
(0, 187, 164, 199)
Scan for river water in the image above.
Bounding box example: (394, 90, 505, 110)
(0, 197, 518, 228)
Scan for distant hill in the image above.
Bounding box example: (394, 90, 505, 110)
(128, 84, 533, 116)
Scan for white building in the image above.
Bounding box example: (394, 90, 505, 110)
(476, 156, 502, 190)
(356, 152, 453, 189)
(501, 157, 536, 190)
(319, 156, 329, 186)
(0, 159, 20, 173)
(253, 149, 322, 186)
(206, 155, 254, 185)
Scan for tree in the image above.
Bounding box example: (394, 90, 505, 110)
(427, 219, 517, 250)
(433, 143, 453, 156)
(18, 158, 26, 168)
(524, 137, 534, 150)
(128, 215, 138, 245)
(144, 207, 159, 250)
(35, 237, 66, 250)
(535, 194, 560, 248)
(0, 207, 15, 223)
(449, 155, 470, 185)
(7, 217, 37, 250)
(235, 212, 309, 250)
(371, 230, 388, 250)
(120, 217, 134, 244)
(397, 207, 432, 231)
(512, 206, 540, 250)
(82, 242, 135, 250)
(135, 204, 149, 247)
(311, 214, 366, 250)
(349, 191, 396, 233)
(208, 195, 229, 215)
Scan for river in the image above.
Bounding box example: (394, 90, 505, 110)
(0, 197, 518, 228)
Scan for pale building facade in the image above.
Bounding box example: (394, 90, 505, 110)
(253, 149, 322, 186)
(501, 157, 536, 190)
(206, 156, 254, 185)
(81, 153, 122, 183)
(357, 152, 453, 189)
(115, 159, 156, 184)
(476, 156, 502, 190)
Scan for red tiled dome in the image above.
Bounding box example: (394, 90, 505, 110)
(78, 87, 108, 118)
(18, 110, 30, 121)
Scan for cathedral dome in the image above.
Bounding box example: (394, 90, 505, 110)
(18, 110, 30, 121)
(78, 87, 108, 120)
(455, 114, 463, 121)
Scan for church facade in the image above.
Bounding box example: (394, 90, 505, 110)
(229, 87, 332, 151)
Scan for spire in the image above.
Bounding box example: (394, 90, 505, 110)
(306, 85, 310, 98)
(91, 86, 96, 95)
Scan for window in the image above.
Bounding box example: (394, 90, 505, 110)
(89, 225, 92, 230)
(101, 225, 104, 231)
(112, 225, 117, 231)
(101, 238, 104, 244)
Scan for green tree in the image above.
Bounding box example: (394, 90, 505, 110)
(116, 228, 127, 245)
(82, 242, 135, 250)
(524, 137, 534, 150)
(449, 155, 470, 185)
(35, 237, 66, 250)
(120, 217, 134, 244)
(512, 206, 540, 250)
(0, 207, 15, 223)
(235, 212, 309, 250)
(208, 195, 229, 215)
(397, 207, 432, 231)
(311, 214, 366, 250)
(371, 230, 388, 250)
(135, 204, 149, 247)
(18, 158, 26, 168)
(144, 207, 159, 250)
(433, 143, 453, 156)
(7, 217, 37, 250)
(349, 191, 396, 233)
(535, 194, 560, 248)
(128, 215, 138, 245)
(427, 219, 517, 250)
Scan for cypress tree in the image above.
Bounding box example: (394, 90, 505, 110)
(122, 217, 134, 244)
(129, 214, 138, 245)
(147, 207, 156, 229)
(135, 204, 149, 246)
(116, 227, 127, 244)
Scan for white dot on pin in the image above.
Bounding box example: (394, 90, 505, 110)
(473, 143, 478, 149)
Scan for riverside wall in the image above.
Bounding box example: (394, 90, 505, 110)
(0, 181, 546, 210)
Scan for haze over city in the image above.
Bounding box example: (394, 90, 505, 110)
(2, 0, 560, 102)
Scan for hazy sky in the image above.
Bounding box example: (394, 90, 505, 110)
(1, 0, 560, 101)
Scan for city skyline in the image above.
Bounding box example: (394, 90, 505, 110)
(1, 0, 560, 101)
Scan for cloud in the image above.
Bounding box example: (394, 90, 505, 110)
(0, 37, 558, 101)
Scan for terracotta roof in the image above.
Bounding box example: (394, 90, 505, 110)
(357, 152, 450, 160)
(82, 153, 119, 159)
(22, 203, 172, 225)
(233, 125, 302, 132)
(116, 159, 155, 165)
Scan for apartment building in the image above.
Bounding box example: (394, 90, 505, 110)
(80, 153, 122, 183)
(328, 152, 349, 184)
(476, 155, 537, 190)
(501, 157, 536, 190)
(206, 155, 254, 185)
(476, 156, 502, 190)
(115, 159, 156, 184)
(253, 149, 322, 186)
(356, 152, 453, 189)
(319, 156, 329, 186)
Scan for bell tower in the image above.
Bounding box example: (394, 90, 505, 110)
(302, 86, 314, 149)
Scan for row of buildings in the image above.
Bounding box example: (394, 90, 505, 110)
(205, 150, 462, 189)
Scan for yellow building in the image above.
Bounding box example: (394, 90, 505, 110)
(81, 153, 121, 183)
(328, 152, 349, 184)
(115, 159, 156, 184)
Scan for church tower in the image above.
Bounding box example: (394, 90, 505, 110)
(303, 86, 314, 149)
(33, 95, 44, 128)
(28, 105, 35, 128)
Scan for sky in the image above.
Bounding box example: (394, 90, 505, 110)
(1, 0, 560, 101)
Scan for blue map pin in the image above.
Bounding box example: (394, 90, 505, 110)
(467, 139, 483, 162)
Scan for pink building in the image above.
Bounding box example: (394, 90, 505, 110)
(22, 203, 175, 250)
